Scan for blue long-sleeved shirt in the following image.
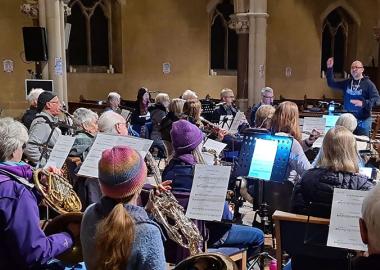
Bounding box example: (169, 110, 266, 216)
(326, 67, 380, 119)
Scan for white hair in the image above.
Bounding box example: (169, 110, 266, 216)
(261, 87, 273, 96)
(155, 93, 170, 105)
(182, 90, 198, 101)
(73, 108, 98, 130)
(361, 184, 380, 252)
(26, 88, 44, 104)
(335, 113, 357, 132)
(107, 92, 121, 101)
(98, 111, 124, 134)
(0, 118, 28, 161)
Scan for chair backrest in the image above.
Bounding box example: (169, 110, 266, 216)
(272, 210, 350, 270)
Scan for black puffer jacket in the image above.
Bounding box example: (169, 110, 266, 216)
(291, 167, 373, 218)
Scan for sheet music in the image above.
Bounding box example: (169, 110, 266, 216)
(302, 117, 326, 134)
(229, 111, 244, 134)
(248, 139, 278, 180)
(327, 188, 368, 251)
(186, 165, 231, 221)
(44, 135, 76, 169)
(203, 139, 227, 156)
(323, 115, 339, 127)
(78, 133, 153, 178)
(359, 167, 372, 178)
(201, 152, 215, 165)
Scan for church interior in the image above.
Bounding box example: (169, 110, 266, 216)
(1, 0, 380, 269)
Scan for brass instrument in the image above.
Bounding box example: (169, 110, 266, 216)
(199, 117, 236, 139)
(174, 252, 238, 270)
(145, 152, 203, 255)
(33, 169, 82, 214)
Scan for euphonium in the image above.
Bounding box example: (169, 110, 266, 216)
(145, 152, 203, 255)
(33, 169, 82, 214)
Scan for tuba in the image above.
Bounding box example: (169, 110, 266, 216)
(145, 152, 203, 256)
(33, 169, 82, 214)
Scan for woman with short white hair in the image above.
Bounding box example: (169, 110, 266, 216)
(21, 88, 45, 129)
(335, 113, 357, 132)
(69, 108, 99, 160)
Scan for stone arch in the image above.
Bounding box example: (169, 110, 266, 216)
(320, 0, 361, 26)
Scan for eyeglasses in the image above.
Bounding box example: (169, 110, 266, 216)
(351, 66, 363, 70)
(22, 143, 26, 150)
(263, 95, 274, 99)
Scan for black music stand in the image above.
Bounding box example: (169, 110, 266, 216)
(233, 129, 293, 234)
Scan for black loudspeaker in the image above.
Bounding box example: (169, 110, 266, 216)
(22, 27, 48, 61)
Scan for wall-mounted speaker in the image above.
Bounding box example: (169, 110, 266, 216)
(22, 27, 48, 62)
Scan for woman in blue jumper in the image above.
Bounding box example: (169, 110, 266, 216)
(162, 119, 264, 258)
(81, 146, 167, 270)
(0, 117, 75, 269)
(326, 57, 380, 136)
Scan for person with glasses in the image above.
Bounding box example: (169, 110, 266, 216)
(212, 88, 238, 123)
(326, 57, 380, 136)
(24, 91, 63, 166)
(250, 87, 274, 126)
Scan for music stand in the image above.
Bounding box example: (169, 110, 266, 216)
(233, 129, 293, 233)
(219, 115, 233, 130)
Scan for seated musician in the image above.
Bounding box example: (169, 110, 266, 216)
(99, 110, 138, 137)
(250, 87, 274, 126)
(289, 126, 374, 270)
(181, 89, 198, 102)
(24, 91, 63, 166)
(130, 87, 151, 138)
(335, 113, 357, 132)
(0, 118, 76, 269)
(21, 88, 44, 130)
(81, 146, 167, 270)
(160, 98, 186, 157)
(271, 101, 312, 183)
(104, 91, 122, 114)
(353, 184, 380, 269)
(149, 93, 170, 157)
(70, 107, 98, 161)
(162, 120, 264, 258)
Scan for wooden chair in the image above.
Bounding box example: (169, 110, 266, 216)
(272, 210, 349, 270)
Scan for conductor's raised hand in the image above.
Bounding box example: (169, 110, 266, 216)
(327, 57, 334, 68)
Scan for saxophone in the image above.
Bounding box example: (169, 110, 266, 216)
(145, 152, 203, 255)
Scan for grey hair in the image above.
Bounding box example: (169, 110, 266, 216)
(182, 89, 198, 101)
(335, 113, 357, 132)
(26, 88, 44, 104)
(107, 92, 121, 101)
(0, 118, 28, 161)
(220, 88, 234, 98)
(155, 93, 170, 105)
(98, 111, 124, 134)
(361, 184, 380, 252)
(169, 98, 185, 117)
(73, 108, 98, 130)
(261, 87, 273, 95)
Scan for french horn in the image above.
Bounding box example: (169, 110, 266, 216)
(33, 168, 82, 214)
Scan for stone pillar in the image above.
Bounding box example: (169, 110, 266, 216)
(247, 0, 268, 106)
(45, 0, 67, 104)
(229, 14, 249, 113)
(38, 0, 49, 79)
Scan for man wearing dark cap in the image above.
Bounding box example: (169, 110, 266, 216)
(24, 91, 62, 165)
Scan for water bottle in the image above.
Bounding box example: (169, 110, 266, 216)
(269, 259, 277, 270)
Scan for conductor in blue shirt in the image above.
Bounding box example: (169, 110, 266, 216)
(326, 57, 380, 136)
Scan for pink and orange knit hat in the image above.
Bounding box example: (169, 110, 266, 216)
(98, 146, 147, 199)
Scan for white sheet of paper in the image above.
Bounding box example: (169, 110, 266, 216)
(359, 167, 372, 178)
(327, 188, 368, 251)
(229, 111, 244, 134)
(248, 139, 278, 180)
(186, 164, 231, 221)
(299, 118, 304, 127)
(44, 135, 76, 169)
(78, 133, 153, 178)
(203, 139, 227, 156)
(201, 152, 215, 165)
(302, 117, 326, 134)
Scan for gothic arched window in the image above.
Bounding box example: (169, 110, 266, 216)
(67, 0, 122, 72)
(321, 8, 355, 78)
(210, 0, 237, 75)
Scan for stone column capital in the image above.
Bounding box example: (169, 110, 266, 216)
(229, 14, 250, 34)
(20, 0, 39, 18)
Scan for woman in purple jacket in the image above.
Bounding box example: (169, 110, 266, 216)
(0, 117, 75, 269)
